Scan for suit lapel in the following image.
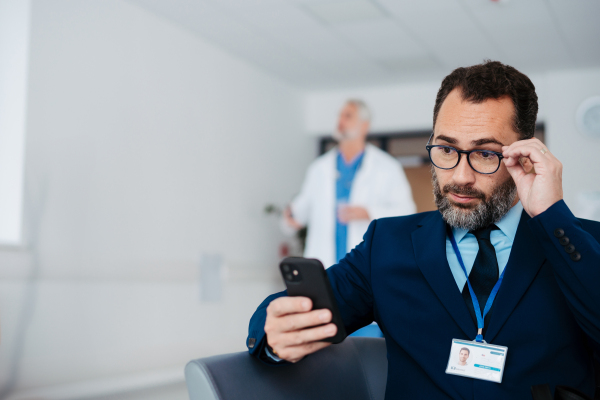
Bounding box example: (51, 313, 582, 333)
(485, 210, 546, 343)
(412, 212, 475, 339)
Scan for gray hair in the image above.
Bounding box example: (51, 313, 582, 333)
(346, 99, 371, 122)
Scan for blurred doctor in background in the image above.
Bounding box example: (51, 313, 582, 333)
(284, 99, 416, 268)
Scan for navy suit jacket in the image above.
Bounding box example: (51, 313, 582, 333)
(247, 201, 600, 399)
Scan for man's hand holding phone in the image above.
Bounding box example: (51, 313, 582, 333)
(265, 296, 338, 363)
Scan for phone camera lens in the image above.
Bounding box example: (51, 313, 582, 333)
(285, 273, 293, 281)
(282, 264, 290, 272)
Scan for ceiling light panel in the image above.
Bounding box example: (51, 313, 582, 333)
(305, 0, 387, 24)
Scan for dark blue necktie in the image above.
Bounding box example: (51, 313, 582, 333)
(462, 224, 500, 329)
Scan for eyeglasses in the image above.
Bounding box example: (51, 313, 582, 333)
(425, 133, 504, 175)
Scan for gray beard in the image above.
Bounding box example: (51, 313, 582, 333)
(333, 128, 361, 142)
(432, 167, 517, 230)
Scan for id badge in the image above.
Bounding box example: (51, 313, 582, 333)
(445, 339, 508, 383)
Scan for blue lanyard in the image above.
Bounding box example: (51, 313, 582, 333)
(447, 225, 505, 343)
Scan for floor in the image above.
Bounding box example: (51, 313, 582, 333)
(93, 382, 189, 400)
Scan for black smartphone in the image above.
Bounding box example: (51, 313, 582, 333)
(279, 257, 347, 344)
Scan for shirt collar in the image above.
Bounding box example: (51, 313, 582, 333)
(452, 201, 523, 243)
(337, 150, 364, 167)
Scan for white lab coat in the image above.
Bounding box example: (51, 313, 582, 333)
(291, 144, 416, 268)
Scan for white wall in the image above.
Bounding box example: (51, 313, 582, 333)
(305, 68, 600, 210)
(541, 68, 600, 209)
(306, 81, 441, 135)
(0, 0, 313, 396)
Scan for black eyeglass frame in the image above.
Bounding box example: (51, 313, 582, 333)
(425, 132, 505, 175)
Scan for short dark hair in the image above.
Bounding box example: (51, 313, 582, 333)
(460, 347, 470, 355)
(433, 60, 538, 140)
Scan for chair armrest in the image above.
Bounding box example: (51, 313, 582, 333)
(185, 359, 220, 400)
(185, 337, 387, 400)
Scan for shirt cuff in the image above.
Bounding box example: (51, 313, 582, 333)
(264, 345, 283, 363)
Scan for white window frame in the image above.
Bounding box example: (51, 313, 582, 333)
(0, 0, 31, 246)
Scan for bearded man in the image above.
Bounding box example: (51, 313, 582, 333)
(246, 61, 600, 399)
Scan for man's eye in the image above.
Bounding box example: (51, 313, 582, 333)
(474, 151, 499, 161)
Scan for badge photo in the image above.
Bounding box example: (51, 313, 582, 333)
(445, 339, 508, 383)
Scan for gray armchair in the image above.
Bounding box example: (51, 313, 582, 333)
(185, 337, 387, 400)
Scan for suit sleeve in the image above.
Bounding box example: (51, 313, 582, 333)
(365, 163, 416, 220)
(528, 200, 600, 349)
(246, 220, 378, 361)
(246, 290, 288, 364)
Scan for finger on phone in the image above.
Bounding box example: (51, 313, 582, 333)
(281, 323, 338, 347)
(267, 296, 312, 317)
(283, 341, 332, 363)
(279, 309, 332, 332)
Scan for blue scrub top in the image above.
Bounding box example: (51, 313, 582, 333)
(335, 151, 365, 263)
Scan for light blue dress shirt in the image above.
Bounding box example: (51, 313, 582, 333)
(446, 201, 523, 291)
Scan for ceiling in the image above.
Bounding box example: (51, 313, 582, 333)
(126, 0, 600, 89)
